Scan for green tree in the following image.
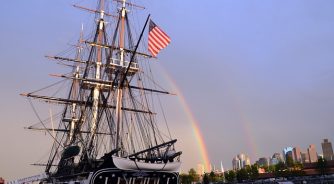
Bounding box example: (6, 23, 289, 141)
(179, 168, 200, 184)
(236, 168, 249, 182)
(216, 173, 225, 183)
(267, 165, 276, 173)
(208, 171, 221, 182)
(209, 171, 215, 182)
(180, 173, 191, 184)
(224, 170, 236, 183)
(317, 157, 328, 175)
(249, 164, 259, 180)
(275, 161, 287, 171)
(286, 156, 294, 168)
(188, 168, 200, 183)
(202, 173, 210, 184)
(294, 162, 303, 170)
(261, 165, 269, 172)
(274, 161, 287, 177)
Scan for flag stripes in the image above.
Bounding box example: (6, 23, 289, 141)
(148, 20, 170, 57)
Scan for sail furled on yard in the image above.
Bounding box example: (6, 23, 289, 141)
(148, 20, 171, 57)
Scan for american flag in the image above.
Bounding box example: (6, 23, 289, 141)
(148, 20, 171, 57)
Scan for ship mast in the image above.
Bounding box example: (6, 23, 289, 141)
(86, 0, 105, 158)
(115, 0, 127, 155)
(68, 25, 84, 145)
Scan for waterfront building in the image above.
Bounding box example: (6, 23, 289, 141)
(258, 168, 266, 174)
(239, 153, 246, 164)
(270, 157, 279, 165)
(322, 139, 334, 161)
(307, 144, 318, 163)
(286, 150, 294, 162)
(245, 156, 251, 166)
(283, 147, 293, 162)
(232, 156, 241, 170)
(301, 151, 310, 163)
(270, 152, 282, 165)
(232, 153, 251, 170)
(283, 147, 293, 154)
(272, 153, 283, 161)
(293, 146, 302, 163)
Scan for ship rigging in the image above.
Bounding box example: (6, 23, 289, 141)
(20, 0, 182, 184)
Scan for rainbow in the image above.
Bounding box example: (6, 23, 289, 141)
(234, 105, 259, 160)
(156, 63, 260, 170)
(218, 70, 259, 160)
(159, 66, 211, 172)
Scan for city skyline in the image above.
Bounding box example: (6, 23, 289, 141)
(1, 0, 334, 181)
(192, 138, 333, 173)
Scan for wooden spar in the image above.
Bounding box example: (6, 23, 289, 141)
(20, 93, 155, 114)
(48, 73, 174, 95)
(127, 85, 175, 95)
(46, 56, 87, 64)
(85, 41, 153, 58)
(25, 127, 112, 135)
(31, 163, 58, 167)
(113, 0, 145, 9)
(72, 4, 117, 18)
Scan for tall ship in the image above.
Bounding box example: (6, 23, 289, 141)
(20, 0, 182, 184)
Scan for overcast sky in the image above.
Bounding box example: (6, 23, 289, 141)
(1, 0, 334, 180)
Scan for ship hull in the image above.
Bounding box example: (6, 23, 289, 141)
(47, 168, 179, 184)
(90, 168, 179, 184)
(47, 157, 180, 184)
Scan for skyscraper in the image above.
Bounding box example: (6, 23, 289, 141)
(301, 151, 310, 163)
(307, 144, 318, 163)
(293, 147, 302, 163)
(232, 156, 241, 170)
(245, 156, 251, 166)
(232, 153, 251, 170)
(272, 152, 283, 163)
(273, 153, 282, 159)
(283, 147, 293, 162)
(322, 139, 334, 161)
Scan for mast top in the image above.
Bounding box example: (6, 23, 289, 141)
(99, 0, 105, 19)
(122, 0, 126, 8)
(114, 0, 145, 10)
